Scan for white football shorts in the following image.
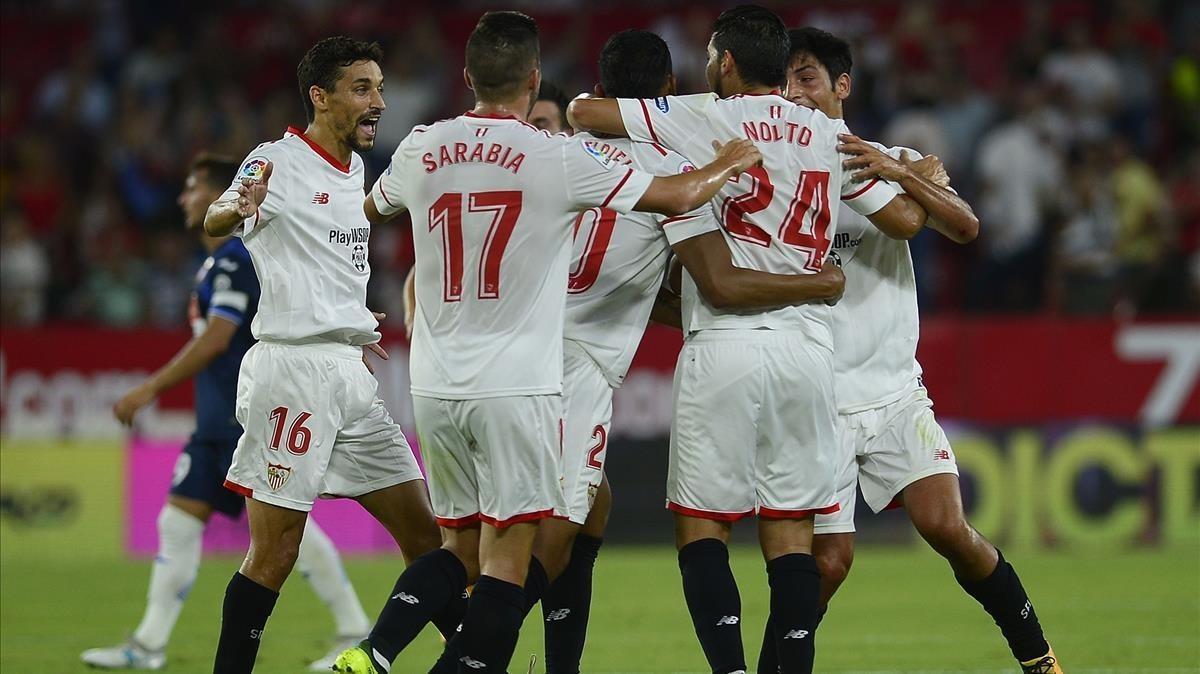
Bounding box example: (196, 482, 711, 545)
(814, 385, 959, 534)
(557, 340, 612, 524)
(667, 330, 840, 520)
(224, 341, 423, 512)
(413, 393, 565, 528)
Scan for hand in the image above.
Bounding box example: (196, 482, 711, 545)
(815, 263, 845, 305)
(235, 161, 273, 219)
(710, 139, 763, 176)
(114, 384, 155, 426)
(907, 153, 950, 188)
(838, 134, 913, 183)
(362, 312, 389, 374)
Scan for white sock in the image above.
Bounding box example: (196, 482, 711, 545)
(131, 504, 205, 651)
(296, 518, 370, 637)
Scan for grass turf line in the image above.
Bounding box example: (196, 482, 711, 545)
(3, 545, 1196, 673)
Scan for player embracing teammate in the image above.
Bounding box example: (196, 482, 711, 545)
(570, 6, 928, 673)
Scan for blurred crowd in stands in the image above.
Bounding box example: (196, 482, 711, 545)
(1, 0, 1198, 328)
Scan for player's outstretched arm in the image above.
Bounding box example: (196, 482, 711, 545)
(839, 135, 978, 243)
(636, 140, 761, 216)
(566, 97, 627, 136)
(671, 230, 845, 310)
(205, 161, 273, 237)
(113, 317, 239, 426)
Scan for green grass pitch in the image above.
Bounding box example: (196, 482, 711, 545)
(3, 544, 1196, 673)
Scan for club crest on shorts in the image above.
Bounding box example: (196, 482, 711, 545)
(266, 463, 292, 491)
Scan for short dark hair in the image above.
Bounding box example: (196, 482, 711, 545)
(788, 27, 853, 86)
(599, 30, 673, 99)
(465, 11, 540, 102)
(712, 5, 789, 88)
(296, 36, 384, 123)
(190, 153, 239, 190)
(537, 81, 571, 128)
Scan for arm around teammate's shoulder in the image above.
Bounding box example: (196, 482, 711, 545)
(567, 97, 627, 136)
(635, 139, 761, 216)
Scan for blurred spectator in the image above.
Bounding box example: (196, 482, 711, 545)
(0, 1, 1192, 323)
(969, 87, 1064, 312)
(143, 231, 197, 328)
(1040, 20, 1119, 142)
(75, 232, 145, 327)
(1053, 145, 1119, 315)
(0, 210, 51, 325)
(1111, 137, 1171, 313)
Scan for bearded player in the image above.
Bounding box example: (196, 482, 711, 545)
(82, 154, 373, 671)
(203, 37, 457, 673)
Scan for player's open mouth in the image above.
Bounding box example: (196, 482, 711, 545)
(359, 116, 379, 139)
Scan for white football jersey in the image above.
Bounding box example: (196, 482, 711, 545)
(371, 112, 654, 400)
(618, 93, 901, 347)
(564, 134, 716, 387)
(830, 144, 928, 412)
(225, 127, 379, 346)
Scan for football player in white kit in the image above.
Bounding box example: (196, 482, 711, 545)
(569, 7, 931, 673)
(540, 30, 848, 674)
(773, 28, 1064, 674)
(334, 12, 764, 674)
(203, 37, 452, 674)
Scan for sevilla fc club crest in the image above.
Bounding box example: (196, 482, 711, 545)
(267, 463, 292, 491)
(352, 244, 366, 272)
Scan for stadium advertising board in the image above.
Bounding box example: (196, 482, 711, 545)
(1, 320, 1197, 550)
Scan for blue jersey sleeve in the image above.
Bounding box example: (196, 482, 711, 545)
(207, 253, 259, 326)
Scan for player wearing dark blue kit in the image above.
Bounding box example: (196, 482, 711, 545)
(82, 154, 373, 672)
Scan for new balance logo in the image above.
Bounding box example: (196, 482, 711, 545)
(460, 656, 487, 669)
(392, 591, 419, 605)
(312, 192, 330, 204)
(783, 629, 810, 640)
(933, 449, 952, 461)
(769, 105, 783, 119)
(715, 615, 740, 626)
(545, 608, 571, 622)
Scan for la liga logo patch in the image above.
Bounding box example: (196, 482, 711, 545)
(240, 157, 269, 181)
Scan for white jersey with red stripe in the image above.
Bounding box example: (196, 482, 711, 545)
(831, 144, 928, 412)
(224, 127, 380, 347)
(370, 112, 654, 400)
(617, 93, 900, 347)
(563, 133, 715, 387)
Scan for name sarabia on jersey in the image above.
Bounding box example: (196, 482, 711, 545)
(422, 141, 526, 175)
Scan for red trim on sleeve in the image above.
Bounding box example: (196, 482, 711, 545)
(842, 177, 880, 201)
(286, 125, 351, 174)
(479, 509, 555, 528)
(600, 168, 634, 208)
(650, 142, 669, 157)
(757, 504, 841, 520)
(637, 99, 661, 143)
(436, 513, 482, 528)
(667, 501, 756, 522)
(223, 479, 253, 498)
(377, 179, 397, 209)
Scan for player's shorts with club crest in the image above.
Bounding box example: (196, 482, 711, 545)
(223, 341, 424, 512)
(557, 339, 613, 525)
(413, 393, 566, 528)
(814, 385, 959, 534)
(667, 329, 840, 520)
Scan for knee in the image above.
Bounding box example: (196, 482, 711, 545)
(815, 543, 853, 588)
(443, 542, 481, 584)
(913, 509, 972, 556)
(245, 528, 303, 588)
